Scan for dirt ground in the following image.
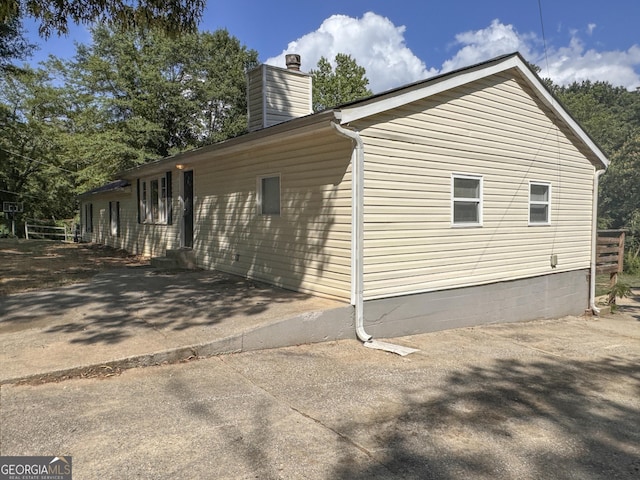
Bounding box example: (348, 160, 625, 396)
(0, 239, 148, 296)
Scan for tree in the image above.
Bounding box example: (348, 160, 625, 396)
(0, 0, 205, 37)
(60, 26, 258, 156)
(43, 25, 258, 190)
(0, 13, 35, 73)
(310, 54, 372, 112)
(1, 25, 259, 226)
(554, 81, 639, 156)
(553, 79, 640, 268)
(0, 67, 76, 222)
(600, 131, 640, 228)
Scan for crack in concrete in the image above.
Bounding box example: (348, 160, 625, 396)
(218, 356, 395, 476)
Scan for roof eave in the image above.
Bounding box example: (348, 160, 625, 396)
(117, 110, 339, 180)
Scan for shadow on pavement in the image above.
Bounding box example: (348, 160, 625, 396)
(332, 355, 640, 479)
(616, 288, 640, 321)
(0, 267, 310, 345)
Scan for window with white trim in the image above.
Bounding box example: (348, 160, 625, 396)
(109, 201, 120, 237)
(257, 174, 281, 215)
(529, 181, 551, 225)
(452, 174, 482, 226)
(138, 172, 172, 224)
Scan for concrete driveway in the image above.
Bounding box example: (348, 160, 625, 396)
(0, 267, 351, 384)
(1, 291, 639, 479)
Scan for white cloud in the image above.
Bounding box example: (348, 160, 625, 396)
(440, 19, 537, 73)
(441, 20, 640, 90)
(268, 13, 640, 94)
(265, 12, 435, 93)
(543, 39, 640, 89)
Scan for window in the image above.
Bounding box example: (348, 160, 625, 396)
(452, 174, 482, 226)
(109, 201, 120, 237)
(150, 179, 159, 222)
(141, 181, 148, 221)
(258, 174, 281, 215)
(84, 203, 93, 233)
(529, 182, 551, 225)
(138, 172, 172, 224)
(160, 176, 167, 222)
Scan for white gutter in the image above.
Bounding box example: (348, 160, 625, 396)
(331, 122, 372, 342)
(590, 168, 607, 315)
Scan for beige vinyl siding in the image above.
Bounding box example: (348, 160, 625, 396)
(354, 71, 596, 299)
(247, 67, 265, 132)
(193, 128, 353, 300)
(81, 176, 181, 257)
(80, 197, 117, 244)
(247, 65, 312, 132)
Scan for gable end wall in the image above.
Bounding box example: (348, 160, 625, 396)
(354, 71, 596, 300)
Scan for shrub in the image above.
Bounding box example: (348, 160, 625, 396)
(608, 282, 632, 305)
(624, 251, 640, 275)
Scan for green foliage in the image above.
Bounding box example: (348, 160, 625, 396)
(554, 80, 640, 256)
(310, 54, 373, 112)
(0, 0, 205, 38)
(0, 13, 35, 73)
(624, 251, 640, 275)
(0, 67, 77, 222)
(1, 26, 258, 225)
(554, 81, 639, 156)
(60, 26, 258, 160)
(600, 134, 640, 230)
(607, 281, 632, 305)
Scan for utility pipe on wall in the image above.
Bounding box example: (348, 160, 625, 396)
(331, 121, 372, 342)
(590, 168, 607, 315)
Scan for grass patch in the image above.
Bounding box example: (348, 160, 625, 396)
(595, 273, 640, 297)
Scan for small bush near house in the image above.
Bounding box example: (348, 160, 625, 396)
(624, 251, 640, 275)
(607, 282, 632, 305)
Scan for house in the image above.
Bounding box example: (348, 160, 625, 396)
(78, 52, 608, 341)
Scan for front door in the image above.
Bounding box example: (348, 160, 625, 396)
(183, 170, 194, 248)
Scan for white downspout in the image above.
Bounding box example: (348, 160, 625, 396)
(590, 168, 607, 315)
(331, 122, 372, 342)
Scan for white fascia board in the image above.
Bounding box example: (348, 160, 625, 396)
(338, 54, 608, 169)
(338, 56, 523, 124)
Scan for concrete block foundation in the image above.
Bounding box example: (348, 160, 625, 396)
(363, 270, 590, 339)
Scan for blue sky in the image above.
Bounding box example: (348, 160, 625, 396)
(23, 0, 640, 93)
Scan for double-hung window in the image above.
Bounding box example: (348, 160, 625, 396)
(529, 182, 551, 225)
(138, 172, 172, 224)
(257, 174, 281, 216)
(452, 174, 482, 226)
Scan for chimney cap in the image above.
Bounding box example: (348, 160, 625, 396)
(285, 54, 301, 71)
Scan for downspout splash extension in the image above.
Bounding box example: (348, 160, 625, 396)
(590, 168, 607, 315)
(331, 121, 418, 357)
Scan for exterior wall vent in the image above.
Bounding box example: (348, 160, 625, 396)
(247, 55, 313, 132)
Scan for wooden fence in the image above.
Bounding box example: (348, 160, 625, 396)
(596, 230, 625, 284)
(25, 223, 73, 242)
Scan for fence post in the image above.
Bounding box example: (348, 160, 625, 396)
(25, 223, 29, 240)
(618, 232, 625, 273)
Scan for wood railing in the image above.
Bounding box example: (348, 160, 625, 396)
(596, 230, 625, 284)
